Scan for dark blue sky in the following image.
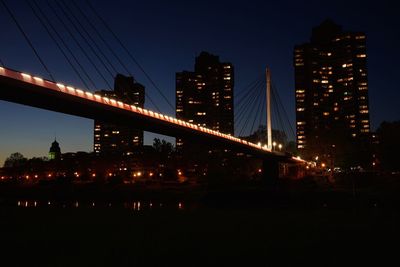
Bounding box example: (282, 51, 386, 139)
(1, 0, 399, 164)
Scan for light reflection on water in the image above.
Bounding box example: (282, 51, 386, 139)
(15, 200, 185, 211)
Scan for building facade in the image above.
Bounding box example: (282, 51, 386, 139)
(176, 52, 234, 149)
(294, 20, 370, 165)
(94, 74, 145, 156)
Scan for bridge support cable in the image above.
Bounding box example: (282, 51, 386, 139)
(271, 87, 286, 136)
(238, 82, 265, 137)
(249, 87, 265, 137)
(84, 0, 175, 113)
(272, 83, 296, 141)
(45, 0, 112, 89)
(54, 1, 115, 80)
(58, 0, 119, 76)
(258, 93, 266, 134)
(30, 0, 97, 90)
(234, 74, 264, 101)
(234, 82, 263, 124)
(234, 78, 264, 115)
(234, 78, 264, 123)
(0, 0, 55, 81)
(239, 83, 264, 137)
(66, 0, 161, 113)
(69, 0, 131, 76)
(26, 0, 92, 91)
(235, 81, 264, 135)
(234, 80, 264, 134)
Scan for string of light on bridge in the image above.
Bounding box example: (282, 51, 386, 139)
(0, 66, 305, 163)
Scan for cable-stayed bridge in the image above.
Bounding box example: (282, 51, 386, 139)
(0, 0, 307, 180)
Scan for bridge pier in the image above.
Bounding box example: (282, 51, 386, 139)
(262, 159, 279, 184)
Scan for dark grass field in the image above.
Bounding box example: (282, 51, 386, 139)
(1, 204, 399, 266)
(1, 174, 400, 266)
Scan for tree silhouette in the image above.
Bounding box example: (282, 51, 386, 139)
(3, 152, 27, 168)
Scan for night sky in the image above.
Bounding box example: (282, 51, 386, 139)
(0, 0, 399, 164)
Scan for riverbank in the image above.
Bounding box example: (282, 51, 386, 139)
(1, 172, 400, 209)
(1, 173, 399, 265)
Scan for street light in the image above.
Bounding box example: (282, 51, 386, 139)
(278, 144, 282, 151)
(272, 141, 276, 151)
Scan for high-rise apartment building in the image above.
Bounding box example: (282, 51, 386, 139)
(294, 20, 370, 163)
(176, 52, 234, 149)
(94, 74, 145, 156)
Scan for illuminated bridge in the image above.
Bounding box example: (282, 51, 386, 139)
(0, 66, 305, 179)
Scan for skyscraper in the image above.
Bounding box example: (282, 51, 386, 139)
(294, 20, 370, 165)
(94, 74, 145, 156)
(176, 52, 234, 150)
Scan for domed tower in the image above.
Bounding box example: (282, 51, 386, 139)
(49, 139, 61, 160)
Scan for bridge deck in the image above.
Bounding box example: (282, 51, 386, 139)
(0, 66, 304, 162)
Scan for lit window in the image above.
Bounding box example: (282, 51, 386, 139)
(297, 121, 306, 125)
(357, 54, 366, 58)
(297, 108, 305, 112)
